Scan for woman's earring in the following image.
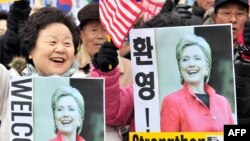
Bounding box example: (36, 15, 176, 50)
(29, 55, 32, 59)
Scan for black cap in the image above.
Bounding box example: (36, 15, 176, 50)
(77, 2, 99, 29)
(214, 0, 249, 10)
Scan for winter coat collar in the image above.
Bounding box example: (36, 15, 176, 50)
(22, 60, 79, 77)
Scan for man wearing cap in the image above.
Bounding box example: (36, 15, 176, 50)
(212, 0, 250, 124)
(76, 2, 132, 87)
(76, 2, 132, 141)
(212, 0, 249, 45)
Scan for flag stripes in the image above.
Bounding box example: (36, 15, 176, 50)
(99, 0, 143, 48)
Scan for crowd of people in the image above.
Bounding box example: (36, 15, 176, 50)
(1, 0, 250, 140)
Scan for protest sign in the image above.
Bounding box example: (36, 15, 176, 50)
(9, 77, 105, 141)
(130, 24, 236, 132)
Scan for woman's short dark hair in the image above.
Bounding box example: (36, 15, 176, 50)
(0, 10, 8, 20)
(19, 7, 80, 64)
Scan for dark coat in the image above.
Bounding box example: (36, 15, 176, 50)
(188, 1, 205, 25)
(0, 0, 31, 69)
(234, 50, 250, 124)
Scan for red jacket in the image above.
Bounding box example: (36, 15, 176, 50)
(90, 68, 135, 131)
(161, 83, 234, 132)
(49, 132, 85, 141)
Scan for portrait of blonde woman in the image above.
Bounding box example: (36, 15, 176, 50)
(32, 78, 104, 141)
(50, 86, 85, 141)
(160, 34, 234, 132)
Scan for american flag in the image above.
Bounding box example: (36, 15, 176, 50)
(99, 0, 144, 48)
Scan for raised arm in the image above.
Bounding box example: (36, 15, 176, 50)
(1, 0, 31, 68)
(89, 42, 134, 127)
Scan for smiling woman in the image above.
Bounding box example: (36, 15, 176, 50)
(160, 34, 234, 132)
(19, 7, 80, 77)
(0, 7, 85, 141)
(50, 86, 85, 141)
(28, 23, 76, 76)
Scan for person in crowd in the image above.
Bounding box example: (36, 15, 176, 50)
(212, 0, 250, 124)
(20, 7, 80, 77)
(76, 2, 132, 87)
(50, 86, 85, 141)
(212, 0, 249, 46)
(160, 35, 234, 131)
(0, 7, 81, 140)
(77, 2, 133, 140)
(165, 0, 215, 25)
(0, 10, 8, 36)
(153, 0, 192, 25)
(190, 0, 215, 25)
(0, 0, 31, 69)
(90, 41, 135, 131)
